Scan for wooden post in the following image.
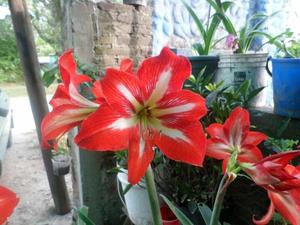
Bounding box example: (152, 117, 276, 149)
(8, 0, 70, 214)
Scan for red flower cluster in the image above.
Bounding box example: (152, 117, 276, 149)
(206, 107, 300, 225)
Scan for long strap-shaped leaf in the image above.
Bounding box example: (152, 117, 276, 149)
(206, 1, 233, 53)
(77, 206, 96, 225)
(181, 0, 206, 40)
(161, 194, 194, 225)
(208, 0, 237, 36)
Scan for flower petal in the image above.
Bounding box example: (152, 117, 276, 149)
(59, 50, 92, 87)
(49, 84, 72, 108)
(153, 119, 206, 166)
(252, 199, 275, 225)
(206, 123, 227, 141)
(153, 90, 207, 121)
(0, 186, 19, 225)
(243, 131, 268, 146)
(101, 69, 143, 116)
(224, 107, 250, 146)
(42, 104, 96, 145)
(75, 104, 137, 150)
(58, 50, 97, 107)
(269, 189, 300, 225)
(92, 80, 104, 101)
(238, 146, 263, 163)
(206, 139, 231, 160)
(127, 126, 154, 184)
(59, 49, 76, 86)
(120, 58, 134, 73)
(258, 150, 300, 166)
(69, 82, 99, 107)
(137, 47, 191, 104)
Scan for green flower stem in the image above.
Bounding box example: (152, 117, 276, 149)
(209, 173, 231, 225)
(144, 166, 163, 225)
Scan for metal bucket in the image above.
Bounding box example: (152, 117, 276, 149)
(214, 53, 272, 107)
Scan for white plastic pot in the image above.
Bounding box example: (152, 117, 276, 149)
(117, 170, 153, 225)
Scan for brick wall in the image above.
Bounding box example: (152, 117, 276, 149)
(71, 1, 152, 70)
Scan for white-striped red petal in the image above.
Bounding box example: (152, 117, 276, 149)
(153, 119, 206, 166)
(153, 90, 207, 121)
(42, 105, 96, 142)
(75, 104, 137, 150)
(137, 47, 191, 103)
(128, 126, 154, 184)
(101, 69, 143, 116)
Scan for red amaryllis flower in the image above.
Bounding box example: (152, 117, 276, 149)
(243, 151, 300, 225)
(206, 107, 267, 172)
(0, 185, 19, 224)
(41, 50, 103, 149)
(75, 47, 207, 184)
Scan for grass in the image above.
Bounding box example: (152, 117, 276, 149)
(0, 82, 57, 97)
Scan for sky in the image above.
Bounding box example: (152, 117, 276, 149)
(0, 6, 9, 19)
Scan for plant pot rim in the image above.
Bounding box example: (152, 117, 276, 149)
(117, 167, 146, 187)
(218, 52, 268, 57)
(271, 57, 300, 63)
(188, 55, 219, 60)
(52, 154, 71, 161)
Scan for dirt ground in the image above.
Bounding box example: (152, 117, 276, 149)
(0, 96, 72, 225)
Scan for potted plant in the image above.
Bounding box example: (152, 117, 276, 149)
(212, 1, 289, 107)
(266, 36, 300, 118)
(181, 0, 233, 77)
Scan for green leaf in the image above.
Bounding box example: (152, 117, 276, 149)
(192, 43, 205, 55)
(161, 194, 194, 225)
(197, 203, 212, 225)
(77, 206, 96, 225)
(206, 1, 233, 53)
(122, 183, 132, 195)
(181, 0, 206, 45)
(42, 64, 58, 87)
(275, 118, 291, 138)
(206, 0, 236, 36)
(236, 80, 251, 96)
(246, 86, 265, 102)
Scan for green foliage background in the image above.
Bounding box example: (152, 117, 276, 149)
(0, 14, 22, 83)
(0, 0, 61, 84)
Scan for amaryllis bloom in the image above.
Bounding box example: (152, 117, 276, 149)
(75, 47, 207, 184)
(41, 50, 103, 149)
(243, 151, 300, 225)
(206, 107, 267, 172)
(0, 185, 19, 224)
